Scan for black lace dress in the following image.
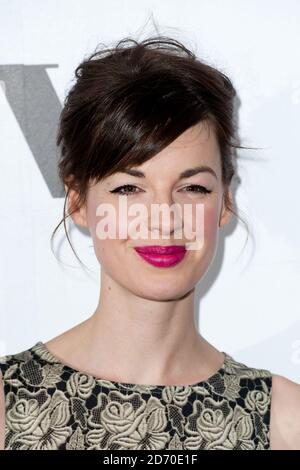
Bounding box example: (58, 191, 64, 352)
(0, 341, 272, 450)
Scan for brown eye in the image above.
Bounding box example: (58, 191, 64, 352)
(110, 184, 141, 196)
(181, 185, 212, 194)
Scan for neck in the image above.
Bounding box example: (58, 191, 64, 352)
(59, 271, 221, 385)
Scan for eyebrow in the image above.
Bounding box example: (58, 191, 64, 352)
(121, 165, 218, 180)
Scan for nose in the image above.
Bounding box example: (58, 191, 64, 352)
(146, 191, 184, 239)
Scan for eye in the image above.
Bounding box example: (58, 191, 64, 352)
(181, 184, 212, 194)
(109, 184, 141, 196)
(109, 184, 212, 196)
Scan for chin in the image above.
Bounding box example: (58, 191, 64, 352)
(128, 279, 194, 302)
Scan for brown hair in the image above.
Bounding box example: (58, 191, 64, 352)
(52, 35, 251, 266)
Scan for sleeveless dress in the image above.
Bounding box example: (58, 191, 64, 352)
(0, 341, 273, 450)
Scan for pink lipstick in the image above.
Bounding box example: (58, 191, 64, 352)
(134, 245, 187, 267)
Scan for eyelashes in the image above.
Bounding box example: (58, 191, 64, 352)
(181, 184, 212, 195)
(109, 184, 212, 196)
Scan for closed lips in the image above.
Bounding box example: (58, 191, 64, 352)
(134, 245, 186, 255)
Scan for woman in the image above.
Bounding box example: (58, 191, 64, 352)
(0, 35, 299, 451)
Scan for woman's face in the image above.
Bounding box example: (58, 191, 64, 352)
(71, 121, 232, 300)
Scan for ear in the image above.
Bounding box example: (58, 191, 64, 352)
(219, 189, 233, 227)
(65, 184, 88, 228)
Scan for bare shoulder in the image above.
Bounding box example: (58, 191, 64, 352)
(270, 373, 300, 450)
(0, 370, 4, 450)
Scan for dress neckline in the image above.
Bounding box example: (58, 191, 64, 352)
(32, 341, 230, 391)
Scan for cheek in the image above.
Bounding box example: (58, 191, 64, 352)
(93, 239, 119, 270)
(204, 205, 219, 241)
(86, 196, 126, 268)
(190, 204, 220, 277)
(87, 196, 147, 247)
(187, 201, 219, 246)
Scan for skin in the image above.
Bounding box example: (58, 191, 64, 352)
(45, 120, 231, 387)
(1, 120, 300, 449)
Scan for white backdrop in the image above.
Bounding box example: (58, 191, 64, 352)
(0, 0, 299, 383)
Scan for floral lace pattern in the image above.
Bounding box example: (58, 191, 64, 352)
(0, 342, 272, 450)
